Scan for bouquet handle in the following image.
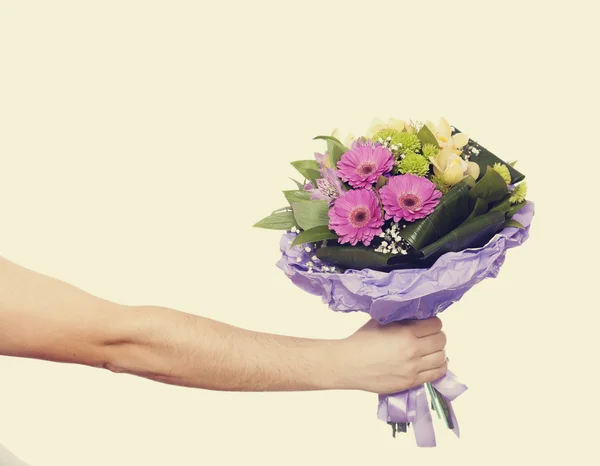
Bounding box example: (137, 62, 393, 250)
(377, 370, 467, 447)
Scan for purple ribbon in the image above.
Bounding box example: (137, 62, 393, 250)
(377, 370, 467, 447)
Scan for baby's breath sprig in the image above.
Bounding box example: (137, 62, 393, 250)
(372, 130, 421, 160)
(374, 222, 412, 255)
(289, 240, 337, 274)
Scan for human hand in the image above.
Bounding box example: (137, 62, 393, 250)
(337, 317, 448, 394)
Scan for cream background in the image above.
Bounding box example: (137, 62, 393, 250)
(0, 1, 597, 465)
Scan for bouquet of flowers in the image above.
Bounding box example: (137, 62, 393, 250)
(254, 118, 534, 447)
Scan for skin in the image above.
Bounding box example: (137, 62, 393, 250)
(0, 256, 448, 394)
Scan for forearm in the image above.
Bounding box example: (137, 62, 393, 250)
(0, 256, 449, 394)
(0, 256, 349, 391)
(105, 305, 348, 392)
(0, 256, 122, 366)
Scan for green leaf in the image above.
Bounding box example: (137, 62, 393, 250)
(314, 135, 349, 168)
(290, 200, 330, 230)
(468, 166, 508, 207)
(304, 168, 321, 186)
(290, 178, 305, 190)
(508, 160, 518, 167)
(315, 246, 396, 271)
(291, 160, 320, 181)
(416, 210, 506, 261)
(313, 134, 343, 145)
(271, 206, 292, 215)
(416, 125, 439, 147)
(399, 182, 471, 251)
(376, 176, 389, 190)
(467, 198, 489, 220)
(291, 225, 338, 247)
(283, 190, 311, 203)
(503, 219, 525, 229)
(253, 210, 297, 230)
(489, 194, 512, 214)
(462, 175, 477, 187)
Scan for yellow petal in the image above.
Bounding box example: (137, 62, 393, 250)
(435, 148, 455, 171)
(388, 118, 405, 132)
(465, 161, 480, 179)
(367, 118, 387, 137)
(344, 133, 355, 147)
(453, 132, 469, 149)
(404, 121, 418, 133)
(443, 163, 465, 185)
(438, 118, 452, 138)
(331, 128, 340, 139)
(429, 156, 443, 174)
(426, 120, 437, 134)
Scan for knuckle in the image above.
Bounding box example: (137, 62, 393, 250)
(422, 361, 448, 384)
(439, 331, 447, 347)
(409, 361, 421, 376)
(406, 324, 419, 337)
(406, 369, 419, 386)
(437, 361, 449, 378)
(434, 352, 447, 367)
(405, 344, 419, 360)
(403, 360, 419, 378)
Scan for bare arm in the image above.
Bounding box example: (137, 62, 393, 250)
(0, 256, 448, 393)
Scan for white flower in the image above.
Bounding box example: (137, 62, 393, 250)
(430, 148, 480, 185)
(426, 117, 469, 156)
(330, 128, 355, 147)
(366, 117, 406, 138)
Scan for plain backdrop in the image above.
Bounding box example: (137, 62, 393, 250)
(0, 1, 598, 465)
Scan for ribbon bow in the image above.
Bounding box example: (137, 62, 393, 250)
(377, 370, 467, 447)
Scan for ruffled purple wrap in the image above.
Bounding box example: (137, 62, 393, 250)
(276, 202, 535, 447)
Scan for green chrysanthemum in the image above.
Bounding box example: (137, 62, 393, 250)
(492, 163, 511, 184)
(509, 182, 527, 204)
(372, 128, 401, 146)
(372, 129, 422, 157)
(422, 143, 440, 159)
(395, 153, 431, 177)
(394, 132, 421, 156)
(431, 175, 451, 194)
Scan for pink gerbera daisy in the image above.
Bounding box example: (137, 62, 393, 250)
(329, 189, 384, 246)
(379, 174, 442, 222)
(337, 143, 394, 189)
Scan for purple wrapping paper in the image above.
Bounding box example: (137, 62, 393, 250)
(276, 202, 535, 446)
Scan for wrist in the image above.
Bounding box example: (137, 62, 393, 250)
(316, 338, 357, 391)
